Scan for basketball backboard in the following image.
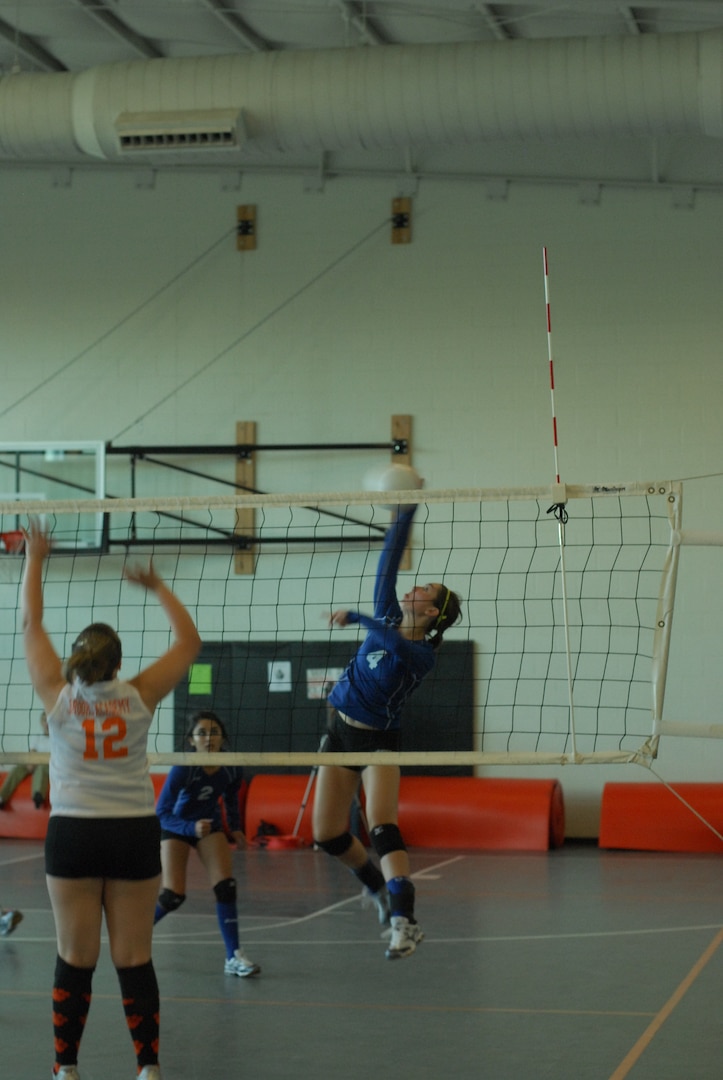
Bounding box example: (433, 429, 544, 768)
(0, 441, 106, 552)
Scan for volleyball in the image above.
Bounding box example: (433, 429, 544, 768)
(363, 463, 423, 503)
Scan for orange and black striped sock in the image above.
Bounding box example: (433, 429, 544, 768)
(52, 955, 94, 1069)
(116, 960, 160, 1069)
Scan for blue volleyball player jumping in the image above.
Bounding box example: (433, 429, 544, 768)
(312, 504, 462, 959)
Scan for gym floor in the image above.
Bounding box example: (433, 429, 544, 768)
(2, 838, 722, 1079)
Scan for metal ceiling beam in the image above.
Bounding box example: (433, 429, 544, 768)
(489, 0, 721, 10)
(336, 2, 390, 46)
(0, 16, 67, 72)
(618, 5, 644, 33)
(474, 3, 515, 41)
(475, 0, 723, 34)
(198, 0, 272, 52)
(483, 0, 723, 23)
(71, 0, 163, 59)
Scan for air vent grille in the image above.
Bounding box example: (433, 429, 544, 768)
(115, 109, 244, 153)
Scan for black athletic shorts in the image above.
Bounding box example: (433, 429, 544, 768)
(325, 711, 400, 772)
(45, 815, 161, 880)
(159, 826, 225, 847)
(160, 827, 199, 847)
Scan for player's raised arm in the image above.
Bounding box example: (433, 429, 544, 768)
(125, 560, 202, 712)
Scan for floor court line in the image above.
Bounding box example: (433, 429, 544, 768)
(0, 853, 466, 940)
(434, 922, 723, 944)
(18, 924, 721, 949)
(0, 850, 45, 867)
(411, 854, 465, 876)
(152, 922, 723, 948)
(14, 901, 723, 947)
(0, 984, 660, 1019)
(157, 852, 469, 934)
(608, 925, 723, 1080)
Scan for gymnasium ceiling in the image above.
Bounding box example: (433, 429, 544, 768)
(1, 1, 723, 191)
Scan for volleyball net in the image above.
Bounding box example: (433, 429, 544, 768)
(0, 481, 682, 768)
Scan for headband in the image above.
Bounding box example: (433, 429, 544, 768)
(435, 587, 451, 626)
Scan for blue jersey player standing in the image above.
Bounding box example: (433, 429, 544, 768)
(154, 711, 260, 977)
(312, 503, 462, 959)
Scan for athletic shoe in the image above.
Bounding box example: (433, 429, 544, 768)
(385, 916, 424, 960)
(0, 909, 23, 936)
(52, 1067, 81, 1080)
(137, 1066, 161, 1080)
(361, 886, 391, 927)
(224, 948, 261, 977)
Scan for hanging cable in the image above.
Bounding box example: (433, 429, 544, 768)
(0, 227, 234, 423)
(112, 217, 389, 441)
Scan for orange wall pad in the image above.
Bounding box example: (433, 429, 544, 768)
(599, 782, 723, 852)
(244, 774, 565, 851)
(0, 772, 170, 841)
(397, 777, 565, 850)
(245, 774, 317, 843)
(0, 771, 565, 850)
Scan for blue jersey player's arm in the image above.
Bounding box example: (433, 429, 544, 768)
(155, 766, 198, 838)
(373, 505, 416, 621)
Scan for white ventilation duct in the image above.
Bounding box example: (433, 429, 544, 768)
(0, 31, 721, 165)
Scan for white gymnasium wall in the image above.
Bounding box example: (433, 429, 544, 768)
(1, 166, 721, 835)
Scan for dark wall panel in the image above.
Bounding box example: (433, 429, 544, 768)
(175, 640, 474, 776)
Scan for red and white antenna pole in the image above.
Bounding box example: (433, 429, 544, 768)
(543, 247, 577, 759)
(543, 246, 561, 485)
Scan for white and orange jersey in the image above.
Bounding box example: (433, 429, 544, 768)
(47, 678, 156, 818)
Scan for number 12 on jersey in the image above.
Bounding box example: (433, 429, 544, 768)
(82, 717, 129, 759)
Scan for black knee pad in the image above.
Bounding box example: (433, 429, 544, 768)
(370, 823, 406, 860)
(315, 831, 354, 857)
(157, 888, 186, 913)
(213, 877, 237, 904)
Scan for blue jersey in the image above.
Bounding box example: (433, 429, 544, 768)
(155, 763, 244, 838)
(328, 506, 435, 731)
